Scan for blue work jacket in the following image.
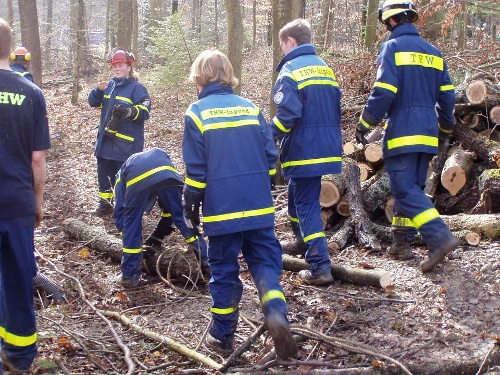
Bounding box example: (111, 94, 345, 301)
(360, 23, 456, 158)
(88, 77, 151, 162)
(114, 147, 182, 233)
(10, 63, 34, 82)
(183, 83, 278, 236)
(271, 44, 343, 179)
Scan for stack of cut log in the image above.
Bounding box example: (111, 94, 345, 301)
(321, 78, 500, 252)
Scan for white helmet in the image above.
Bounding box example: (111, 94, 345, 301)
(378, 0, 418, 23)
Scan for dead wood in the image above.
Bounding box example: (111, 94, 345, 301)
(441, 213, 500, 239)
(453, 120, 500, 165)
(320, 174, 347, 208)
(361, 168, 391, 213)
(336, 200, 351, 217)
(490, 105, 500, 125)
(424, 142, 451, 199)
(364, 142, 384, 169)
(441, 145, 476, 196)
(282, 254, 391, 289)
(465, 80, 500, 105)
(328, 218, 353, 251)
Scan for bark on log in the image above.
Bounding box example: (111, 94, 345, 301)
(282, 254, 391, 289)
(62, 218, 201, 280)
(345, 161, 382, 251)
(424, 142, 451, 199)
(328, 218, 353, 251)
(477, 168, 500, 194)
(465, 80, 500, 105)
(320, 174, 347, 208)
(361, 168, 391, 213)
(441, 145, 475, 196)
(441, 214, 500, 239)
(453, 121, 500, 165)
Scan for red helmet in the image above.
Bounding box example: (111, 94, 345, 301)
(109, 49, 135, 65)
(10, 46, 31, 61)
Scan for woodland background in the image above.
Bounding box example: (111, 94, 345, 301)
(1, 1, 500, 375)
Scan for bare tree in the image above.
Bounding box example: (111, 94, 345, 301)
(18, 0, 43, 85)
(70, 0, 85, 104)
(44, 0, 53, 68)
(363, 0, 379, 49)
(224, 0, 243, 95)
(116, 0, 133, 51)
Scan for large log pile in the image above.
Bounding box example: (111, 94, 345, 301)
(322, 78, 500, 251)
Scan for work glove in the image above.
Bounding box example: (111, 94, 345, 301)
(113, 104, 138, 119)
(182, 185, 204, 237)
(355, 123, 369, 145)
(104, 115, 120, 137)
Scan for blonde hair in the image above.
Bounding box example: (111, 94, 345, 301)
(0, 18, 12, 59)
(189, 49, 238, 88)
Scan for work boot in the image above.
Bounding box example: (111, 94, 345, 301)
(265, 312, 298, 360)
(90, 198, 113, 217)
(205, 333, 233, 356)
(0, 351, 31, 374)
(298, 270, 333, 285)
(386, 227, 414, 260)
(420, 236, 459, 272)
(281, 240, 307, 256)
(119, 277, 140, 289)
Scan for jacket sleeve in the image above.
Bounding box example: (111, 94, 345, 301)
(182, 108, 206, 194)
(360, 43, 398, 130)
(113, 167, 126, 233)
(258, 110, 279, 174)
(130, 83, 151, 122)
(270, 67, 303, 138)
(88, 87, 105, 108)
(436, 61, 456, 132)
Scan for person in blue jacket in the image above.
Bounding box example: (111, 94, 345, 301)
(182, 49, 297, 360)
(270, 18, 342, 285)
(0, 19, 51, 373)
(88, 48, 151, 217)
(356, 0, 458, 272)
(9, 46, 34, 83)
(114, 148, 208, 288)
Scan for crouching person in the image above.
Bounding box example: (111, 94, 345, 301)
(114, 147, 208, 288)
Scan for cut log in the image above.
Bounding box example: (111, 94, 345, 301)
(465, 80, 500, 105)
(320, 208, 336, 230)
(364, 142, 384, 169)
(282, 254, 392, 289)
(328, 218, 353, 251)
(343, 141, 361, 155)
(479, 129, 500, 143)
(490, 105, 500, 125)
(452, 121, 500, 165)
(345, 160, 382, 251)
(441, 145, 475, 196)
(358, 162, 374, 182)
(336, 200, 351, 217)
(62, 218, 201, 280)
(361, 168, 391, 213)
(441, 213, 500, 239)
(320, 174, 347, 208)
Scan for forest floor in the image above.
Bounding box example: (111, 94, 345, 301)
(28, 47, 500, 375)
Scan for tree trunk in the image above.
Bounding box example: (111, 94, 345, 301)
(45, 0, 53, 68)
(363, 0, 379, 49)
(441, 145, 475, 196)
(224, 0, 243, 95)
(18, 0, 43, 86)
(116, 0, 133, 50)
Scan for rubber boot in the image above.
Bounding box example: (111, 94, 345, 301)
(386, 227, 415, 260)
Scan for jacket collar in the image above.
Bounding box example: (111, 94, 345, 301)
(198, 82, 233, 99)
(389, 23, 420, 40)
(113, 76, 133, 86)
(276, 43, 316, 72)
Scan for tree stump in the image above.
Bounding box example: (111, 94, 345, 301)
(441, 145, 475, 196)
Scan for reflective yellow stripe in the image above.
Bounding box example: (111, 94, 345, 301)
(186, 109, 204, 134)
(211, 306, 238, 315)
(200, 106, 258, 120)
(185, 235, 198, 244)
(161, 212, 172, 218)
(115, 132, 134, 142)
(185, 177, 206, 189)
(269, 168, 276, 176)
(123, 247, 142, 254)
(272, 117, 290, 133)
(105, 128, 117, 135)
(374, 81, 398, 93)
(204, 119, 260, 131)
(204, 207, 274, 223)
(412, 208, 440, 229)
(303, 232, 325, 243)
(440, 84, 454, 91)
(261, 290, 286, 305)
(395, 52, 444, 71)
(131, 105, 140, 120)
(293, 65, 336, 80)
(104, 94, 111, 99)
(359, 117, 373, 130)
(126, 166, 178, 187)
(99, 191, 113, 199)
(438, 124, 453, 134)
(392, 216, 415, 228)
(289, 215, 299, 223)
(297, 79, 339, 90)
(0, 326, 37, 347)
(387, 135, 438, 149)
(115, 96, 133, 104)
(282, 156, 342, 168)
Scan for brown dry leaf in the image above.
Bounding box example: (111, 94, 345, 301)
(57, 336, 75, 352)
(384, 284, 396, 296)
(79, 247, 90, 259)
(437, 287, 447, 296)
(113, 291, 129, 302)
(358, 262, 375, 269)
(372, 359, 381, 367)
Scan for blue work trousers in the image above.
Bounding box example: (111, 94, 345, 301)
(0, 216, 37, 371)
(121, 186, 207, 281)
(288, 177, 332, 275)
(385, 153, 455, 250)
(208, 227, 288, 341)
(96, 157, 123, 199)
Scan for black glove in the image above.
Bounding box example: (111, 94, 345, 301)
(104, 115, 120, 137)
(113, 104, 136, 119)
(182, 185, 204, 236)
(270, 174, 277, 190)
(355, 123, 369, 145)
